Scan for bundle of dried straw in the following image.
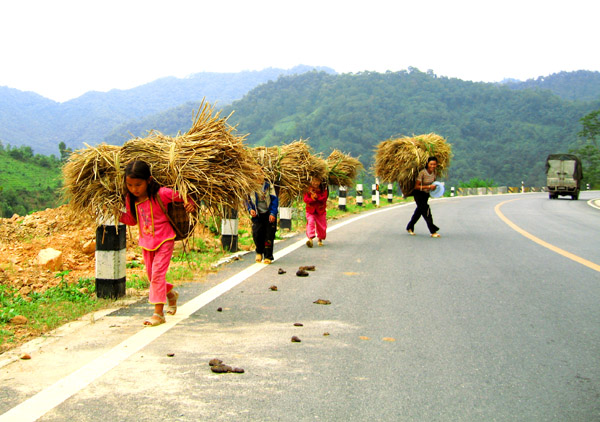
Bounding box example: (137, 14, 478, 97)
(326, 149, 364, 187)
(250, 140, 327, 205)
(62, 100, 264, 226)
(373, 133, 452, 197)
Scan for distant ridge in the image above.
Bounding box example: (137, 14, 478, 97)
(0, 65, 336, 155)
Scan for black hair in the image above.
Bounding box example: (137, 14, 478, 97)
(427, 156, 438, 164)
(123, 160, 160, 221)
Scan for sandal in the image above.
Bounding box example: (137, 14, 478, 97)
(143, 313, 166, 326)
(431, 233, 441, 238)
(166, 291, 179, 315)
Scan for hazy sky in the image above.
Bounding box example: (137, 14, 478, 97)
(1, 0, 598, 102)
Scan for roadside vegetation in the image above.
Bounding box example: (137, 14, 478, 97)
(0, 194, 409, 353)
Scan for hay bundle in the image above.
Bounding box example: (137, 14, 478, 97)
(373, 133, 452, 197)
(326, 149, 364, 187)
(62, 144, 123, 224)
(250, 140, 327, 205)
(63, 100, 264, 225)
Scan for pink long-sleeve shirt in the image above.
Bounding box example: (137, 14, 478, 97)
(119, 187, 183, 251)
(303, 187, 328, 214)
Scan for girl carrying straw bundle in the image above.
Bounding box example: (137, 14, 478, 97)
(303, 176, 328, 247)
(119, 160, 196, 326)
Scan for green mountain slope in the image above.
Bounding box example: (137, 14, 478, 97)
(502, 70, 600, 102)
(221, 69, 599, 186)
(0, 147, 62, 217)
(0, 66, 335, 155)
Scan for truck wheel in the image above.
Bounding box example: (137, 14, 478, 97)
(549, 193, 554, 199)
(571, 193, 579, 200)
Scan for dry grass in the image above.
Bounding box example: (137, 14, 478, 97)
(326, 149, 364, 187)
(62, 100, 263, 225)
(373, 133, 452, 197)
(251, 140, 328, 205)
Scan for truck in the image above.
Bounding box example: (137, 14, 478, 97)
(545, 153, 583, 200)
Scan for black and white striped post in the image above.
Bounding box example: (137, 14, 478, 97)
(95, 219, 126, 299)
(279, 203, 292, 230)
(451, 186, 455, 197)
(376, 178, 380, 206)
(356, 184, 363, 207)
(338, 186, 347, 211)
(387, 183, 393, 203)
(521, 181, 524, 193)
(220, 207, 238, 252)
(587, 183, 590, 190)
(371, 183, 376, 205)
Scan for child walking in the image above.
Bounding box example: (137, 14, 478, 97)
(247, 180, 279, 264)
(303, 176, 328, 247)
(119, 160, 196, 326)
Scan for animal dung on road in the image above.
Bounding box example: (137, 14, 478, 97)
(313, 299, 331, 305)
(269, 285, 278, 291)
(291, 336, 302, 342)
(299, 265, 316, 271)
(209, 358, 244, 374)
(296, 269, 309, 277)
(293, 322, 304, 327)
(278, 268, 286, 274)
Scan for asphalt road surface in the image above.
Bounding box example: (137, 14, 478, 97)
(1, 192, 599, 422)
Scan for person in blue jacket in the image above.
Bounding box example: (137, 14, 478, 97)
(246, 181, 279, 264)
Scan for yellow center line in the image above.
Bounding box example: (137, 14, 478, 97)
(495, 199, 600, 273)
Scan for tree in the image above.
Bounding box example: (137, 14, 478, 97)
(573, 109, 600, 188)
(578, 110, 600, 147)
(58, 142, 72, 162)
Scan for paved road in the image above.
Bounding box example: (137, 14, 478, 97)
(1, 192, 599, 421)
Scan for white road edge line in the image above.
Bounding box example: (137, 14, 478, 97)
(0, 203, 408, 422)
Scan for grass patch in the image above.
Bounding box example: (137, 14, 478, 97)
(0, 273, 110, 350)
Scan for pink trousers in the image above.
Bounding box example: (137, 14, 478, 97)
(142, 240, 174, 305)
(306, 211, 327, 240)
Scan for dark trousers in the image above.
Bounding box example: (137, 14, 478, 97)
(406, 190, 439, 234)
(252, 212, 277, 260)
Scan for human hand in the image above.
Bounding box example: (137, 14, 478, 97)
(250, 209, 257, 217)
(268, 214, 276, 223)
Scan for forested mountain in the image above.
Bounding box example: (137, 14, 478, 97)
(219, 69, 599, 186)
(0, 65, 334, 155)
(0, 144, 62, 217)
(501, 70, 600, 102)
(1, 66, 599, 206)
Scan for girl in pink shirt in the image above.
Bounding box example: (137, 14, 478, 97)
(120, 160, 196, 326)
(303, 176, 328, 247)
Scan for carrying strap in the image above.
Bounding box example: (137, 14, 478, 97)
(155, 194, 184, 239)
(155, 194, 194, 265)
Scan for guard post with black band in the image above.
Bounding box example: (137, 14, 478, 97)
(95, 218, 126, 299)
(220, 207, 239, 252)
(338, 186, 347, 211)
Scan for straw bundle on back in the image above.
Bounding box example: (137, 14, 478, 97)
(62, 144, 123, 225)
(63, 100, 264, 225)
(373, 133, 452, 197)
(250, 140, 327, 205)
(326, 149, 364, 187)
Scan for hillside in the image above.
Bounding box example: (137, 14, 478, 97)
(0, 66, 335, 155)
(502, 70, 600, 102)
(1, 68, 599, 191)
(220, 69, 599, 186)
(0, 146, 62, 217)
